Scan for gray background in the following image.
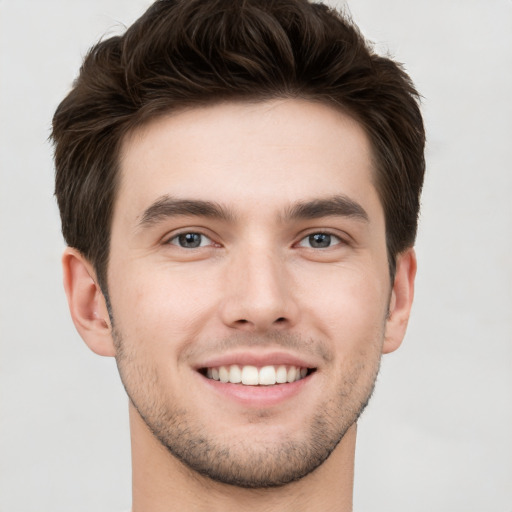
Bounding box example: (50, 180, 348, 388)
(1, 1, 511, 510)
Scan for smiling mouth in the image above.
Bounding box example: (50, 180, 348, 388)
(200, 365, 316, 386)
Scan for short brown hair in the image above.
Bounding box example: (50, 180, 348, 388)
(52, 0, 425, 292)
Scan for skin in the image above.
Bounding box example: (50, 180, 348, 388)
(63, 99, 416, 512)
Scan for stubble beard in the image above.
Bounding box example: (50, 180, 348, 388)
(113, 328, 382, 489)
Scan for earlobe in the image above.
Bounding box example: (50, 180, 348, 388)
(382, 248, 417, 354)
(62, 248, 116, 357)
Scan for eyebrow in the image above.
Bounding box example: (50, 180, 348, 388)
(283, 195, 369, 223)
(138, 196, 234, 227)
(137, 193, 369, 229)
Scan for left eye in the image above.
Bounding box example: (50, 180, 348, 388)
(298, 233, 342, 249)
(168, 232, 212, 248)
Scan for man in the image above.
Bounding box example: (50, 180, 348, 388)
(52, 0, 425, 510)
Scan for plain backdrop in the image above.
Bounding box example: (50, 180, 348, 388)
(0, 1, 511, 511)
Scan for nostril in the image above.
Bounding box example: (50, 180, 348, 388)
(229, 316, 290, 330)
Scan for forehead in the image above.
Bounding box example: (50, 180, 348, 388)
(115, 99, 380, 223)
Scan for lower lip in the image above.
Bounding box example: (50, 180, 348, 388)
(198, 373, 313, 407)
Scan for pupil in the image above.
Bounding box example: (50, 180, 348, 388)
(179, 233, 201, 248)
(310, 233, 330, 248)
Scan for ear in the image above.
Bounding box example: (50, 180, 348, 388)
(62, 248, 116, 357)
(382, 248, 417, 354)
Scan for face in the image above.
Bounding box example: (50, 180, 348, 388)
(108, 99, 394, 487)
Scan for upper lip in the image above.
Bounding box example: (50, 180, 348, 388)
(194, 350, 319, 370)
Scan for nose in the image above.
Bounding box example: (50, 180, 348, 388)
(218, 249, 299, 332)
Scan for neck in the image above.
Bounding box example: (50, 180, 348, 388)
(129, 404, 355, 512)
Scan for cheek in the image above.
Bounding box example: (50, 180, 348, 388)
(318, 274, 387, 397)
(300, 263, 390, 343)
(109, 262, 222, 350)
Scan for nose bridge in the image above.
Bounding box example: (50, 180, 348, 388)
(220, 240, 297, 330)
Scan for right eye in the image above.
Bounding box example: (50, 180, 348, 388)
(167, 232, 213, 249)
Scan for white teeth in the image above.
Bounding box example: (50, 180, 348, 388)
(229, 364, 242, 383)
(276, 365, 287, 384)
(259, 365, 276, 385)
(241, 365, 259, 385)
(204, 364, 311, 386)
(219, 366, 229, 383)
(286, 366, 297, 383)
